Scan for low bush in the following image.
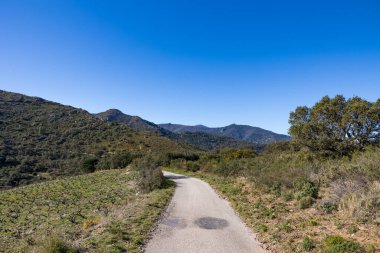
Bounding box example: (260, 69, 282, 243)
(166, 152, 199, 162)
(320, 200, 338, 214)
(269, 182, 282, 197)
(131, 154, 164, 193)
(320, 235, 365, 253)
(38, 236, 78, 253)
(186, 161, 201, 172)
(97, 152, 136, 170)
(302, 236, 314, 251)
(257, 223, 268, 233)
(293, 178, 318, 200)
(299, 196, 314, 209)
(293, 178, 318, 208)
(218, 148, 257, 161)
(81, 157, 98, 173)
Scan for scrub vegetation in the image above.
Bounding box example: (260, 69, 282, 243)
(0, 169, 174, 253)
(1, 90, 379, 252)
(167, 95, 380, 253)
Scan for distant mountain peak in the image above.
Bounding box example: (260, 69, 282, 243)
(95, 109, 166, 134)
(105, 108, 123, 114)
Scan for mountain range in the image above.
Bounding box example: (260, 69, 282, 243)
(0, 90, 290, 188)
(95, 109, 290, 150)
(95, 109, 256, 150)
(159, 123, 290, 145)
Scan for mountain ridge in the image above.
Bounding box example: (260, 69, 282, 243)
(159, 123, 290, 145)
(95, 110, 259, 150)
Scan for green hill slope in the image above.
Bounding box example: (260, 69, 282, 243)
(0, 90, 192, 188)
(169, 131, 257, 150)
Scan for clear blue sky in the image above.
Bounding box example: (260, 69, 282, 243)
(1, 0, 380, 134)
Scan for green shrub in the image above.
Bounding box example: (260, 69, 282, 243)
(97, 152, 136, 170)
(320, 200, 338, 214)
(96, 244, 124, 253)
(81, 157, 98, 173)
(320, 235, 365, 253)
(278, 220, 293, 233)
(110, 152, 134, 169)
(302, 236, 314, 251)
(293, 178, 319, 200)
(186, 161, 201, 172)
(105, 221, 128, 241)
(299, 196, 314, 209)
(270, 182, 282, 196)
(282, 191, 294, 201)
(166, 152, 199, 162)
(131, 154, 164, 193)
(218, 148, 257, 161)
(264, 141, 293, 153)
(257, 223, 268, 233)
(39, 236, 78, 253)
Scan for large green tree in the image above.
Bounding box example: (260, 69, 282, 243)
(289, 95, 380, 156)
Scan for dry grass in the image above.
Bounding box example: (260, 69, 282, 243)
(167, 168, 380, 253)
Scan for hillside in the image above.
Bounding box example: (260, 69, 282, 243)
(0, 169, 174, 252)
(159, 123, 291, 145)
(96, 109, 256, 150)
(0, 90, 192, 188)
(170, 131, 257, 151)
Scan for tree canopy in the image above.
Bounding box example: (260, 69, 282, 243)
(289, 95, 380, 156)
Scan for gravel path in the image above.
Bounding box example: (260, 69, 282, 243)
(145, 171, 268, 253)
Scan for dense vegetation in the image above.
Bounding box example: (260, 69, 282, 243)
(0, 169, 174, 253)
(289, 95, 380, 156)
(170, 131, 258, 151)
(167, 95, 380, 252)
(0, 90, 193, 188)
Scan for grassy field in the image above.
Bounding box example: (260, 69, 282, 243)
(0, 169, 174, 253)
(166, 167, 379, 253)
